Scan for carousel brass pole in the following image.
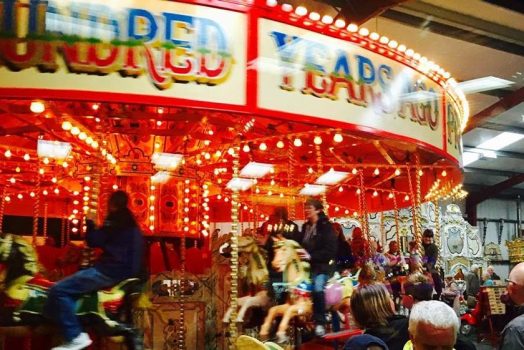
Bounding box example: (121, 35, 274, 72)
(229, 145, 240, 348)
(358, 169, 370, 256)
(315, 144, 327, 209)
(433, 200, 442, 270)
(0, 187, 6, 233)
(43, 202, 48, 239)
(392, 193, 401, 249)
(406, 167, 422, 256)
(179, 179, 189, 350)
(32, 167, 41, 245)
(287, 140, 296, 219)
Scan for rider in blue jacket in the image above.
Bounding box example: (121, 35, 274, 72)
(45, 191, 144, 350)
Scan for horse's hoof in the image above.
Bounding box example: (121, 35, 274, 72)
(276, 332, 289, 344)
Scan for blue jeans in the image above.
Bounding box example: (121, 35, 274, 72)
(44, 268, 117, 341)
(312, 273, 329, 325)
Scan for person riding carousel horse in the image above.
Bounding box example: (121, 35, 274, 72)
(44, 190, 145, 350)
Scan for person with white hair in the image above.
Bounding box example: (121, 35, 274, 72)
(500, 262, 524, 349)
(404, 300, 459, 350)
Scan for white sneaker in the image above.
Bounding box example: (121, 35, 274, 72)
(52, 332, 93, 350)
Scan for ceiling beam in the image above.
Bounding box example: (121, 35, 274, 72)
(464, 167, 522, 178)
(478, 122, 524, 134)
(468, 173, 524, 205)
(463, 147, 524, 161)
(463, 87, 524, 133)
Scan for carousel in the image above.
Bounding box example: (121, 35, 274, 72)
(0, 0, 472, 349)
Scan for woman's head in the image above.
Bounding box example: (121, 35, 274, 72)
(304, 198, 323, 220)
(388, 241, 399, 253)
(350, 283, 394, 328)
(108, 190, 129, 212)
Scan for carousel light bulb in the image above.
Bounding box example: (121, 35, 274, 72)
(369, 32, 379, 40)
(441, 169, 447, 177)
(83, 196, 89, 201)
(43, 157, 49, 165)
(352, 168, 358, 175)
(259, 142, 267, 151)
(334, 19, 345, 28)
(388, 192, 394, 199)
(30, 101, 45, 113)
(51, 177, 57, 183)
(83, 186, 90, 191)
(17, 194, 23, 199)
(39, 168, 44, 175)
(30, 192, 35, 198)
(268, 191, 272, 196)
(184, 226, 189, 232)
(92, 103, 99, 111)
(398, 44, 407, 52)
(276, 140, 285, 149)
(374, 168, 380, 176)
(388, 40, 398, 49)
(215, 150, 222, 157)
(308, 167, 314, 174)
(334, 207, 339, 212)
(293, 138, 302, 147)
(4, 150, 11, 158)
(73, 191, 79, 196)
(43, 190, 48, 196)
(150, 195, 156, 201)
(243, 144, 250, 153)
(309, 12, 320, 21)
(321, 15, 333, 24)
(404, 194, 409, 201)
(314, 136, 323, 145)
(54, 188, 59, 194)
(395, 168, 401, 176)
(333, 133, 343, 143)
(71, 127, 80, 136)
(255, 187, 260, 194)
(61, 121, 72, 131)
(86, 137, 93, 145)
(72, 227, 78, 233)
(373, 190, 378, 197)
(356, 189, 361, 195)
(204, 153, 211, 160)
(15, 166, 21, 172)
(224, 197, 229, 202)
(280, 193, 284, 198)
(347, 23, 358, 32)
(418, 169, 423, 176)
(9, 177, 15, 184)
(295, 6, 307, 16)
(112, 184, 118, 190)
(62, 162, 68, 168)
(270, 179, 275, 186)
(358, 27, 369, 36)
(149, 225, 154, 231)
(23, 153, 30, 161)
(339, 186, 343, 192)
(379, 36, 389, 44)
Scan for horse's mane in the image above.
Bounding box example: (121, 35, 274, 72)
(274, 239, 311, 287)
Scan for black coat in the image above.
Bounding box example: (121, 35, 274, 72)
(296, 212, 338, 275)
(262, 219, 300, 275)
(366, 315, 409, 350)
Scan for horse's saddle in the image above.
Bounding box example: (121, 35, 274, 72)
(4, 275, 140, 318)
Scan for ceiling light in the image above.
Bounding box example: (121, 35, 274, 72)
(259, 142, 267, 151)
(243, 144, 250, 152)
(309, 12, 320, 21)
(70, 127, 80, 136)
(30, 101, 45, 113)
(321, 15, 333, 24)
(314, 136, 323, 145)
(61, 121, 72, 131)
(151, 171, 171, 184)
(151, 152, 183, 171)
(462, 151, 480, 166)
(457, 76, 514, 94)
(299, 184, 327, 196)
(293, 138, 302, 147)
(358, 27, 369, 36)
(476, 132, 524, 151)
(37, 140, 72, 160)
(351, 168, 357, 175)
(227, 178, 255, 191)
(4, 150, 11, 158)
(276, 140, 285, 149)
(240, 162, 274, 178)
(334, 19, 345, 28)
(316, 169, 349, 185)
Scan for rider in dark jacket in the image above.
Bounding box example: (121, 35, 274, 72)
(295, 198, 338, 337)
(45, 191, 144, 350)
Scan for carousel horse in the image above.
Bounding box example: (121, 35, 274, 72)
(0, 233, 144, 349)
(259, 239, 358, 343)
(222, 236, 270, 324)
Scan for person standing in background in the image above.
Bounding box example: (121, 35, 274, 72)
(421, 229, 443, 300)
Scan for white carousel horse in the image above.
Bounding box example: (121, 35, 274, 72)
(222, 236, 271, 323)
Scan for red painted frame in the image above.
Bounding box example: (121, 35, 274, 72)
(0, 0, 461, 165)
